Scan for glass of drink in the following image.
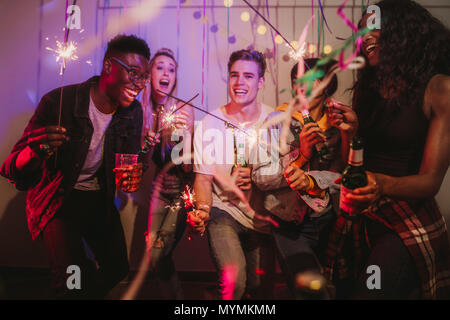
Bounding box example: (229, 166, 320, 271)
(114, 153, 138, 188)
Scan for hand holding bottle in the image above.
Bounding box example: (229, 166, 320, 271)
(340, 137, 373, 215)
(299, 122, 327, 160)
(301, 108, 329, 158)
(344, 171, 382, 209)
(232, 164, 252, 191)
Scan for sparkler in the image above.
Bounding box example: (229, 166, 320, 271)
(182, 185, 197, 241)
(156, 89, 249, 137)
(287, 41, 307, 62)
(45, 40, 78, 75)
(241, 0, 309, 65)
(241, 0, 296, 52)
(139, 93, 199, 156)
(46, 0, 78, 166)
(182, 185, 195, 210)
(158, 105, 181, 133)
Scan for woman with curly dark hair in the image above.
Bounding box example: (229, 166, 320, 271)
(325, 0, 450, 299)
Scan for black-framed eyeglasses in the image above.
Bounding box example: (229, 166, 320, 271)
(111, 57, 150, 84)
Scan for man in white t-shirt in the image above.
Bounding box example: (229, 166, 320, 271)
(188, 50, 275, 299)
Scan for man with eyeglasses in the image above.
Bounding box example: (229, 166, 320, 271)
(0, 35, 150, 299)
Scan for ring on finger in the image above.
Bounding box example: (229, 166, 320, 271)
(39, 143, 54, 156)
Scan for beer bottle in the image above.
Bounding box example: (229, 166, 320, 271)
(234, 130, 248, 167)
(340, 136, 368, 216)
(301, 108, 330, 158)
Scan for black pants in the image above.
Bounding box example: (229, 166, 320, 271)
(346, 219, 421, 299)
(42, 190, 129, 299)
(272, 212, 335, 300)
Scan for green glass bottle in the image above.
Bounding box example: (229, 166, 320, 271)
(234, 130, 248, 167)
(301, 108, 330, 158)
(340, 136, 368, 216)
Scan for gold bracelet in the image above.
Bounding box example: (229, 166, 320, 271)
(305, 174, 326, 198)
(305, 174, 315, 191)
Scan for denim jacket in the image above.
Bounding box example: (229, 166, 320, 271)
(0, 76, 143, 239)
(251, 109, 343, 224)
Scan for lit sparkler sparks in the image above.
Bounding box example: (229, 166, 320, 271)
(287, 41, 307, 62)
(182, 185, 195, 241)
(182, 185, 195, 211)
(46, 40, 78, 75)
(158, 105, 179, 133)
(139, 94, 198, 157)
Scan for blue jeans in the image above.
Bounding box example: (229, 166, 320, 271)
(148, 192, 187, 299)
(272, 211, 336, 299)
(207, 207, 276, 300)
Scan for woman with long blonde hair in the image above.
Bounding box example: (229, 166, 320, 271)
(141, 48, 194, 299)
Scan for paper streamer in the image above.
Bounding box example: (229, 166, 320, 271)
(337, 0, 364, 69)
(201, 0, 206, 105)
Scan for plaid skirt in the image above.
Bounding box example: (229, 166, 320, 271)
(323, 197, 450, 299)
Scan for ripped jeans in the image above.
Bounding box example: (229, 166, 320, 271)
(148, 192, 187, 299)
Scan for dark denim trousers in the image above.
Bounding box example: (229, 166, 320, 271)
(272, 211, 336, 299)
(207, 207, 276, 300)
(42, 190, 129, 299)
(148, 192, 187, 299)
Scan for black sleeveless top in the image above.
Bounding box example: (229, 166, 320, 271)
(357, 95, 429, 177)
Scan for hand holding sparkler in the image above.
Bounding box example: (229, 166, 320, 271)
(184, 185, 210, 235)
(25, 126, 69, 160)
(140, 94, 198, 157)
(159, 107, 190, 138)
(181, 185, 209, 236)
(143, 130, 161, 150)
(187, 208, 210, 235)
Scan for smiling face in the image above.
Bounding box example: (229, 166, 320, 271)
(151, 54, 177, 100)
(228, 60, 264, 107)
(104, 53, 149, 107)
(360, 12, 381, 67)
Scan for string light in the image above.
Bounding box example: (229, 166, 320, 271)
(275, 34, 284, 44)
(324, 44, 333, 54)
(257, 25, 267, 35)
(240, 11, 250, 22)
(224, 0, 233, 8)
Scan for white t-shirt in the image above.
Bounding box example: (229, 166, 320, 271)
(193, 103, 273, 233)
(74, 97, 114, 191)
